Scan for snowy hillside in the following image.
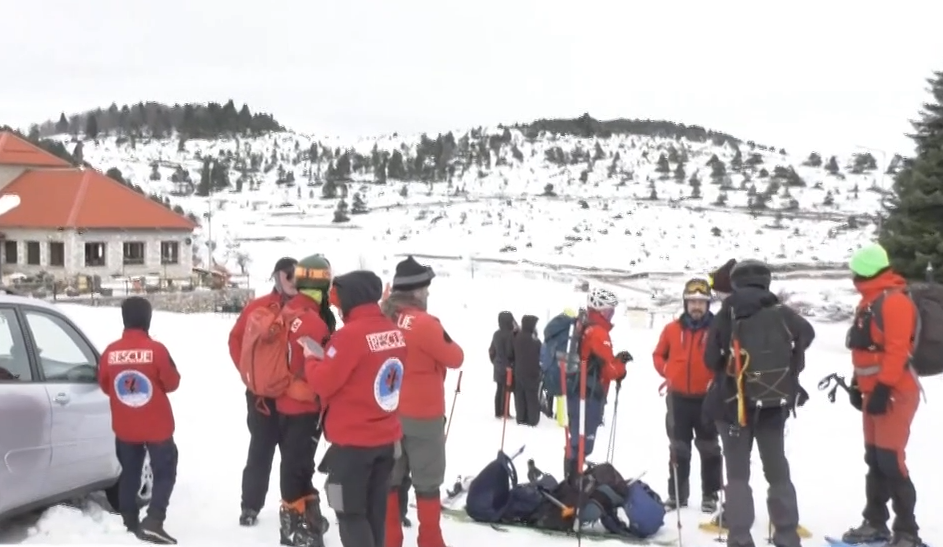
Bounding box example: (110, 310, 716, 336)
(45, 117, 892, 314)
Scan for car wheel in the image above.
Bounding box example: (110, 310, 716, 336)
(104, 451, 154, 512)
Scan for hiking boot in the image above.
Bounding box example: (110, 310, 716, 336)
(841, 521, 891, 544)
(664, 497, 688, 510)
(701, 492, 720, 514)
(888, 533, 923, 547)
(135, 515, 177, 544)
(303, 494, 329, 536)
(238, 507, 259, 526)
(121, 512, 140, 533)
(279, 500, 323, 547)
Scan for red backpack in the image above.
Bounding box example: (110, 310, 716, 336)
(238, 303, 302, 398)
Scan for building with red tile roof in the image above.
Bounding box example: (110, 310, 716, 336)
(0, 130, 196, 278)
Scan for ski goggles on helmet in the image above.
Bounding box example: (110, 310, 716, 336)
(682, 279, 712, 300)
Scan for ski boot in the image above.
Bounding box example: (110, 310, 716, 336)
(841, 521, 891, 545)
(701, 492, 720, 514)
(238, 507, 259, 526)
(135, 515, 178, 545)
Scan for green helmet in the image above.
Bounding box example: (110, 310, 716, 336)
(295, 254, 332, 291)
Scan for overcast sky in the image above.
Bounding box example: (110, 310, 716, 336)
(1, 0, 940, 157)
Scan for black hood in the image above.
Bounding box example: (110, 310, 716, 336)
(333, 270, 383, 316)
(724, 286, 779, 319)
(730, 259, 772, 291)
(520, 315, 538, 334)
(121, 296, 152, 332)
(497, 311, 515, 331)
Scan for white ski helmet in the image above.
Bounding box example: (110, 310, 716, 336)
(587, 287, 618, 310)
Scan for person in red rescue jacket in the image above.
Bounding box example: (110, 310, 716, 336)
(305, 270, 406, 547)
(98, 296, 180, 545)
(652, 278, 723, 512)
(843, 243, 922, 547)
(380, 256, 464, 547)
(228, 255, 335, 547)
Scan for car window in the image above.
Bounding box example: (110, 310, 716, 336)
(0, 307, 33, 381)
(24, 309, 98, 383)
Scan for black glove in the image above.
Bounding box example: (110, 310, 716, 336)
(796, 385, 809, 407)
(849, 377, 863, 411)
(615, 351, 633, 364)
(865, 382, 892, 415)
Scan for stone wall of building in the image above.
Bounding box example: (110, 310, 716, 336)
(55, 288, 256, 314)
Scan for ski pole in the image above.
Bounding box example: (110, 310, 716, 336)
(605, 380, 622, 462)
(445, 370, 463, 442)
(500, 367, 512, 452)
(667, 394, 683, 547)
(573, 356, 589, 547)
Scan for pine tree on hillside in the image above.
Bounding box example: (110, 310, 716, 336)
(879, 70, 943, 280)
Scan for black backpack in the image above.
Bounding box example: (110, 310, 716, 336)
(728, 305, 796, 409)
(869, 284, 943, 376)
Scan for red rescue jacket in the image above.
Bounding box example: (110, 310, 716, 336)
(306, 304, 405, 447)
(98, 329, 180, 443)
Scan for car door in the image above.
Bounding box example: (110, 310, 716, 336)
(0, 305, 53, 515)
(22, 307, 115, 493)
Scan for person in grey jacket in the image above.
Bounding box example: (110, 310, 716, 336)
(489, 311, 517, 418)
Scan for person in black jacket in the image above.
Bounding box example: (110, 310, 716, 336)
(489, 311, 517, 418)
(512, 315, 541, 426)
(702, 259, 814, 547)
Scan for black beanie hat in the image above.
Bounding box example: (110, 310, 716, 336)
(121, 296, 153, 332)
(709, 258, 737, 294)
(272, 257, 298, 277)
(334, 270, 384, 316)
(391, 256, 435, 292)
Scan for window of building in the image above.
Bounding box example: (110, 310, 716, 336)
(49, 242, 65, 267)
(122, 242, 145, 266)
(3, 241, 17, 264)
(84, 242, 106, 267)
(26, 241, 40, 265)
(161, 241, 180, 265)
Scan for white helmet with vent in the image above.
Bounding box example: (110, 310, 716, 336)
(587, 287, 619, 310)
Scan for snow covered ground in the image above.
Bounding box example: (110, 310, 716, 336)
(7, 271, 943, 545)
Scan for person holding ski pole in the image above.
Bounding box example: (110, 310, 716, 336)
(563, 287, 631, 480)
(653, 278, 723, 512)
(381, 256, 464, 547)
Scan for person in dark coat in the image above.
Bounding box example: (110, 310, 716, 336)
(489, 311, 516, 418)
(512, 315, 541, 426)
(702, 259, 815, 547)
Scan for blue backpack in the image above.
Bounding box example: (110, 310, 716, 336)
(539, 309, 587, 398)
(596, 479, 666, 538)
(465, 448, 545, 524)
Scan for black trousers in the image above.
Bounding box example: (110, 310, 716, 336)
(323, 443, 397, 547)
(242, 392, 279, 512)
(116, 438, 178, 522)
(494, 381, 512, 417)
(513, 382, 540, 426)
(279, 412, 322, 503)
(665, 392, 723, 501)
